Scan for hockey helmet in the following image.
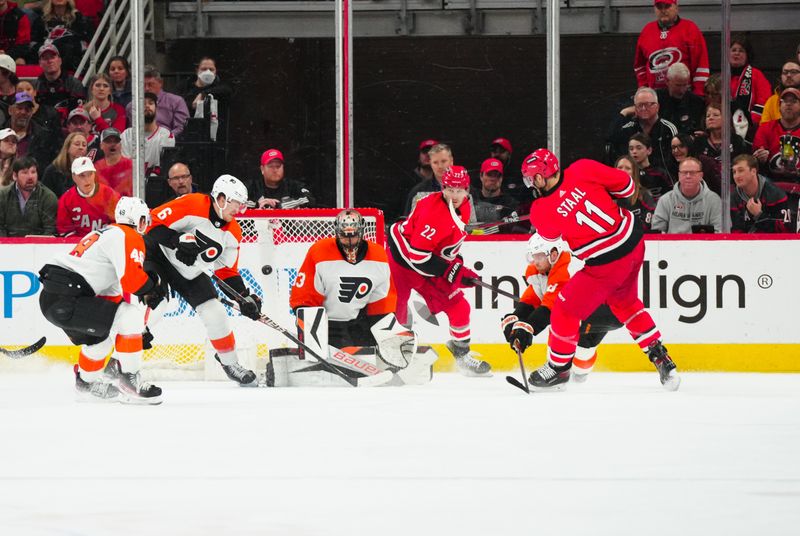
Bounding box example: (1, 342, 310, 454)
(521, 148, 560, 188)
(211, 174, 248, 215)
(335, 209, 365, 240)
(115, 196, 151, 234)
(441, 165, 470, 190)
(526, 233, 567, 264)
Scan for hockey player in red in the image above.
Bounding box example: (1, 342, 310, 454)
(388, 165, 491, 376)
(145, 174, 260, 385)
(521, 148, 680, 391)
(56, 156, 120, 236)
(38, 197, 166, 404)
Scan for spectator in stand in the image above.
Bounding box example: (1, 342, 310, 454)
(64, 106, 99, 159)
(41, 130, 83, 197)
(31, 0, 93, 72)
(0, 155, 57, 236)
(165, 162, 195, 199)
(652, 157, 722, 233)
(729, 34, 772, 126)
(607, 87, 678, 177)
(0, 127, 16, 186)
(74, 0, 102, 28)
(55, 155, 118, 236)
(34, 43, 85, 109)
(8, 90, 60, 174)
(656, 62, 705, 135)
(703, 72, 753, 142)
(489, 137, 512, 168)
(413, 138, 437, 182)
(126, 65, 189, 138)
(615, 155, 655, 232)
(489, 136, 525, 197)
(84, 72, 126, 135)
(181, 56, 231, 120)
(692, 104, 750, 190)
(634, 0, 709, 95)
(0, 0, 32, 63)
(667, 132, 718, 194)
(753, 88, 800, 183)
(94, 127, 131, 196)
(0, 54, 18, 125)
(730, 153, 790, 233)
(248, 148, 314, 209)
(404, 142, 452, 214)
(120, 92, 175, 178)
(470, 157, 519, 227)
(761, 60, 800, 125)
(628, 132, 674, 203)
(16, 78, 58, 132)
(106, 55, 131, 109)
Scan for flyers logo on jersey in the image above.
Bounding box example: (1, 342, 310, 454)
(338, 277, 372, 303)
(195, 230, 223, 263)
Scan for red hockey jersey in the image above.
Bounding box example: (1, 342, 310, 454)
(389, 191, 470, 277)
(530, 159, 640, 266)
(56, 183, 120, 236)
(634, 18, 710, 95)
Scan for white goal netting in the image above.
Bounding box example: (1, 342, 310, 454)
(142, 208, 385, 380)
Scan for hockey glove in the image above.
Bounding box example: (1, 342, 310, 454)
(445, 261, 479, 288)
(239, 293, 263, 321)
(142, 327, 154, 350)
(501, 314, 519, 342)
(142, 271, 168, 310)
(174, 234, 202, 266)
(509, 321, 534, 352)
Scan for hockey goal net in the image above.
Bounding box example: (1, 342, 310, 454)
(141, 208, 386, 380)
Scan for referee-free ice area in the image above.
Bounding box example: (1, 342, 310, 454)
(1, 366, 799, 536)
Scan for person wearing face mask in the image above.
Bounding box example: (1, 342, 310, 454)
(182, 56, 231, 120)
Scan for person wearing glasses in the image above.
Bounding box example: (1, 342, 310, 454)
(606, 87, 678, 175)
(651, 156, 721, 234)
(760, 60, 800, 125)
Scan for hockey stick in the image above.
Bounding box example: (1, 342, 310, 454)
(465, 214, 530, 235)
(464, 278, 522, 303)
(210, 273, 391, 387)
(0, 337, 46, 359)
(505, 341, 530, 394)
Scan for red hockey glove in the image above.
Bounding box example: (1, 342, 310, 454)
(445, 261, 479, 288)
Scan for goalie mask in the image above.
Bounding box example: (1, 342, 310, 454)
(335, 209, 365, 263)
(115, 196, 151, 234)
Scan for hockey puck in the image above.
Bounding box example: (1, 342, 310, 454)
(261, 265, 273, 275)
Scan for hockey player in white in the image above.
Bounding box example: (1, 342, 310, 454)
(38, 197, 166, 404)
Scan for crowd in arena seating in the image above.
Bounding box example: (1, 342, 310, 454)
(0, 1, 799, 238)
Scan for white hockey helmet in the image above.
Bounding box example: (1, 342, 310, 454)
(211, 174, 248, 209)
(526, 233, 567, 264)
(115, 196, 151, 234)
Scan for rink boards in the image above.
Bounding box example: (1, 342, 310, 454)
(1, 235, 798, 372)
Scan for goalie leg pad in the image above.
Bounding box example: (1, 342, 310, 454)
(296, 307, 329, 360)
(395, 345, 439, 386)
(371, 313, 418, 369)
(268, 348, 353, 387)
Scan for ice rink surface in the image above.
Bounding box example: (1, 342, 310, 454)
(1, 366, 799, 536)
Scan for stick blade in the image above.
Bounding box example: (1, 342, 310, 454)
(0, 337, 47, 359)
(505, 375, 531, 394)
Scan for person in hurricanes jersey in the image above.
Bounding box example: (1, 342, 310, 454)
(145, 174, 260, 386)
(38, 197, 168, 404)
(521, 148, 680, 391)
(388, 165, 491, 377)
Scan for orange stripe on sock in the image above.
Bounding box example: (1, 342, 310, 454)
(573, 352, 597, 371)
(115, 333, 143, 353)
(210, 332, 236, 353)
(78, 352, 105, 372)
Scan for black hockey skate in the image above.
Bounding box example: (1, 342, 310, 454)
(104, 358, 163, 405)
(646, 342, 681, 391)
(528, 362, 571, 392)
(214, 354, 257, 386)
(446, 340, 492, 377)
(74, 364, 119, 402)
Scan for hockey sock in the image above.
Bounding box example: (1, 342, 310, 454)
(547, 306, 580, 367)
(614, 306, 661, 350)
(445, 298, 471, 341)
(114, 333, 143, 373)
(210, 332, 238, 366)
(573, 345, 598, 374)
(196, 300, 240, 365)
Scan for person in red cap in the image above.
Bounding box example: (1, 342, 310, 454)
(414, 138, 438, 182)
(249, 148, 314, 209)
(489, 137, 512, 166)
(520, 148, 680, 392)
(753, 87, 800, 182)
(634, 0, 709, 96)
(470, 157, 519, 230)
(388, 164, 491, 377)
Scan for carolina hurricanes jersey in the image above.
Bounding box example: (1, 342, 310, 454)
(389, 192, 471, 276)
(753, 120, 800, 181)
(520, 251, 572, 310)
(50, 224, 149, 300)
(121, 125, 175, 176)
(530, 159, 641, 266)
(148, 193, 242, 280)
(56, 183, 120, 236)
(290, 237, 397, 321)
(634, 18, 710, 94)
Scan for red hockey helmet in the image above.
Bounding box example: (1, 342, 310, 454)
(441, 165, 470, 190)
(521, 148, 560, 188)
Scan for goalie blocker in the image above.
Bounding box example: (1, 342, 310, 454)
(267, 307, 437, 387)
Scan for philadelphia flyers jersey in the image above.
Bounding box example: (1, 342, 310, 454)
(290, 237, 396, 321)
(389, 192, 471, 276)
(530, 159, 642, 266)
(148, 193, 242, 280)
(520, 251, 573, 310)
(50, 224, 149, 300)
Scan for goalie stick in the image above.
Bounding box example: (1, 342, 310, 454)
(0, 337, 46, 359)
(505, 341, 530, 394)
(209, 273, 392, 387)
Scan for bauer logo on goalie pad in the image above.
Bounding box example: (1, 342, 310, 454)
(330, 349, 381, 375)
(338, 277, 372, 303)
